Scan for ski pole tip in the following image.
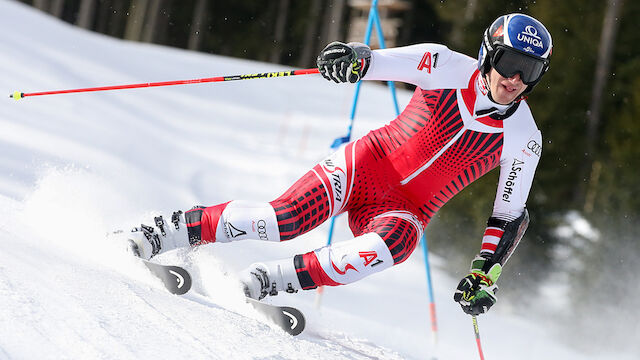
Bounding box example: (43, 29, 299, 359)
(10, 91, 24, 100)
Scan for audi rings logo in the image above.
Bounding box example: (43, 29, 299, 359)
(527, 140, 542, 156)
(256, 220, 268, 240)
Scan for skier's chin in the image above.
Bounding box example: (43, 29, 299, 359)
(493, 85, 524, 104)
(487, 69, 526, 104)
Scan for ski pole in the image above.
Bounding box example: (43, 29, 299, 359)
(9, 68, 320, 100)
(421, 235, 439, 355)
(472, 316, 486, 360)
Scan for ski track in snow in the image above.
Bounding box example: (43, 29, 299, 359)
(0, 1, 635, 359)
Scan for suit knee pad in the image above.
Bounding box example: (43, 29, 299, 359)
(295, 233, 394, 288)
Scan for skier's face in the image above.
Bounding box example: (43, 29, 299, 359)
(487, 68, 527, 105)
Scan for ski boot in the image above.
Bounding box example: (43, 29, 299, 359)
(124, 210, 190, 260)
(239, 259, 302, 300)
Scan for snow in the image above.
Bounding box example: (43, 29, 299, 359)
(0, 1, 634, 359)
(554, 210, 600, 244)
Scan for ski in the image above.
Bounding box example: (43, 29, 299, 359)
(246, 298, 306, 336)
(141, 259, 192, 295)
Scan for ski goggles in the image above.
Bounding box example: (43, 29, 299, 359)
(490, 46, 549, 85)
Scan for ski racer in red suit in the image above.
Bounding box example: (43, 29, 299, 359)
(123, 13, 552, 316)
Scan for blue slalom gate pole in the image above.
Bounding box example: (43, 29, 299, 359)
(318, 6, 439, 354)
(422, 234, 438, 354)
(322, 1, 387, 261)
(325, 0, 399, 248)
(316, 1, 389, 308)
(371, 3, 400, 116)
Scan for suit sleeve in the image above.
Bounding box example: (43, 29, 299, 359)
(478, 125, 541, 258)
(362, 43, 477, 90)
(492, 129, 542, 220)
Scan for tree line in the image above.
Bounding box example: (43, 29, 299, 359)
(26, 0, 356, 68)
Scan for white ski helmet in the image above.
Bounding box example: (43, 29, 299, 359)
(478, 13, 553, 93)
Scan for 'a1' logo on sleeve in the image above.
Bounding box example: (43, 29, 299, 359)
(418, 52, 439, 74)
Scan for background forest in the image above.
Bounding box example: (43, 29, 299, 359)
(17, 0, 639, 352)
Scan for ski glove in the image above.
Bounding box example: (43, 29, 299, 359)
(453, 255, 502, 316)
(317, 41, 371, 83)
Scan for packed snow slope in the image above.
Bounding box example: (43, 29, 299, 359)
(0, 1, 633, 359)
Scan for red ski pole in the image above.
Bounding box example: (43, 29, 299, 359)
(472, 316, 486, 360)
(9, 68, 320, 100)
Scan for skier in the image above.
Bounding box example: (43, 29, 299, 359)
(122, 13, 552, 316)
